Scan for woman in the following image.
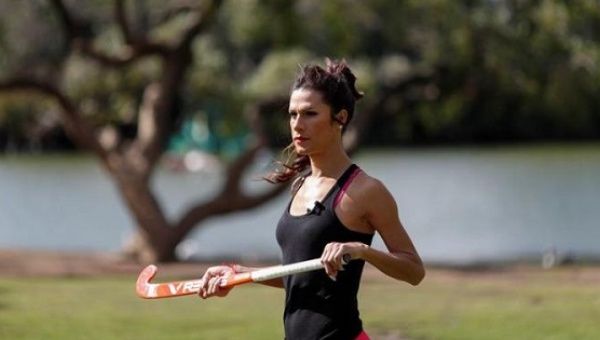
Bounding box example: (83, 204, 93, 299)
(198, 59, 425, 340)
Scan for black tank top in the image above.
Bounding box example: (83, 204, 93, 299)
(276, 164, 374, 340)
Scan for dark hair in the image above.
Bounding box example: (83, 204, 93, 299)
(265, 58, 363, 184)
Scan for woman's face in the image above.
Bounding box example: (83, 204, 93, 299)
(288, 88, 341, 156)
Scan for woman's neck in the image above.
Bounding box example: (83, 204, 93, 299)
(308, 144, 352, 178)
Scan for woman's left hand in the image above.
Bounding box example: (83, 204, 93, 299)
(320, 242, 368, 280)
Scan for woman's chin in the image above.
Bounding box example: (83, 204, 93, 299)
(294, 147, 309, 155)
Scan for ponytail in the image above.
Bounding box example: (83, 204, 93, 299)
(325, 58, 364, 102)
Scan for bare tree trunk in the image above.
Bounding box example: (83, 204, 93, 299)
(114, 172, 177, 262)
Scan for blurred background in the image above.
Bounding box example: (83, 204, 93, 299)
(1, 1, 599, 339)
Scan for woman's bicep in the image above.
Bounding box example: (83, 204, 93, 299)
(359, 181, 425, 284)
(366, 183, 420, 258)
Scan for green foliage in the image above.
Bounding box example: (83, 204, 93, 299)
(0, 1, 66, 78)
(1, 0, 599, 151)
(243, 49, 314, 99)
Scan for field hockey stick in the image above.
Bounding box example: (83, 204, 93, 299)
(136, 254, 351, 299)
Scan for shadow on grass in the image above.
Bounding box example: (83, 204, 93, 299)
(0, 285, 11, 310)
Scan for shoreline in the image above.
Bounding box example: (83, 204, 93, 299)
(3, 248, 600, 281)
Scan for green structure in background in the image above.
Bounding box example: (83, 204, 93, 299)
(168, 110, 249, 160)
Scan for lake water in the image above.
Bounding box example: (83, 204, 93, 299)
(1, 144, 599, 265)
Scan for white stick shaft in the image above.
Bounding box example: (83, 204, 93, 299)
(250, 259, 324, 282)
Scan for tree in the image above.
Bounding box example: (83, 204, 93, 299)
(0, 0, 388, 262)
(0, 0, 283, 262)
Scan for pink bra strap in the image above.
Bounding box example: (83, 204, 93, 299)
(355, 330, 371, 340)
(333, 167, 361, 208)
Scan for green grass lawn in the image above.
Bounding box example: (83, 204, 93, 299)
(1, 266, 599, 339)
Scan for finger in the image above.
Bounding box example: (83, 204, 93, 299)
(324, 243, 339, 261)
(325, 244, 342, 269)
(321, 248, 334, 274)
(199, 272, 213, 298)
(321, 258, 336, 278)
(323, 243, 347, 280)
(206, 277, 216, 296)
(324, 262, 336, 276)
(197, 278, 206, 298)
(208, 276, 222, 296)
(200, 272, 214, 298)
(324, 256, 338, 280)
(332, 247, 346, 270)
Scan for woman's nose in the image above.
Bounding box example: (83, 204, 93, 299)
(291, 116, 304, 131)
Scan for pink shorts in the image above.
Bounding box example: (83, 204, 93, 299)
(355, 330, 370, 340)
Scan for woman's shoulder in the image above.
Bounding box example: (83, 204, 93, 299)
(350, 168, 394, 201)
(348, 168, 399, 221)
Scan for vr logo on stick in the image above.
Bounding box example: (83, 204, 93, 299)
(168, 280, 202, 294)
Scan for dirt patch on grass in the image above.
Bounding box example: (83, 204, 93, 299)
(0, 249, 204, 278)
(3, 248, 600, 286)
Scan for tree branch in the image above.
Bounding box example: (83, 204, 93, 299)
(50, 0, 170, 68)
(173, 144, 288, 241)
(344, 69, 437, 152)
(50, 0, 93, 41)
(177, 0, 223, 50)
(173, 183, 287, 241)
(0, 77, 108, 161)
(133, 1, 225, 169)
(244, 95, 289, 144)
(77, 42, 170, 67)
(155, 2, 201, 26)
(115, 0, 135, 44)
(222, 143, 263, 195)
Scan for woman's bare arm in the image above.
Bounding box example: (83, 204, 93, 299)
(361, 179, 425, 285)
(321, 176, 425, 285)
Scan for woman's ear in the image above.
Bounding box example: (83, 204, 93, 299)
(335, 109, 349, 126)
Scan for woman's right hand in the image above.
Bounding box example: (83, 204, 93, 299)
(198, 265, 235, 299)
